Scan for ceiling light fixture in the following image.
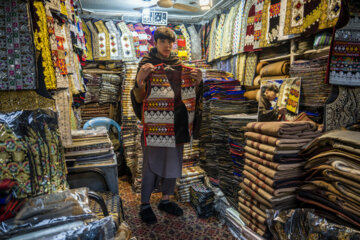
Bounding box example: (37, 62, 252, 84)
(199, 0, 212, 10)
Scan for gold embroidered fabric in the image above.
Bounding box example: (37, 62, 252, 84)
(0, 91, 56, 112)
(81, 18, 93, 61)
(94, 20, 111, 61)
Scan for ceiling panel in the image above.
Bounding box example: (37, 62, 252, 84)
(80, 0, 219, 16)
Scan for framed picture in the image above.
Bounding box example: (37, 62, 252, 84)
(258, 77, 301, 122)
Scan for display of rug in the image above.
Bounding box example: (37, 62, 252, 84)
(298, 130, 360, 230)
(214, 14, 226, 60)
(207, 17, 218, 62)
(239, 120, 322, 237)
(243, 0, 256, 52)
(244, 53, 258, 86)
(232, 0, 246, 55)
(328, 13, 360, 86)
(221, 5, 237, 58)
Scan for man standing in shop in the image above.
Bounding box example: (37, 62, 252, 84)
(131, 27, 202, 224)
(258, 84, 286, 121)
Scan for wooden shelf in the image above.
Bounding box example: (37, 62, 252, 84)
(294, 46, 330, 56)
(259, 54, 291, 63)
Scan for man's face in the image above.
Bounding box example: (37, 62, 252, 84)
(265, 89, 277, 101)
(155, 38, 174, 58)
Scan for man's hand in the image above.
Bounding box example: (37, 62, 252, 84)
(136, 63, 154, 88)
(190, 68, 202, 86)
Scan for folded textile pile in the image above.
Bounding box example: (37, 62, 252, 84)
(190, 182, 215, 218)
(80, 103, 111, 126)
(84, 73, 101, 104)
(176, 166, 205, 203)
(131, 125, 143, 193)
(184, 60, 212, 69)
(200, 70, 258, 182)
(239, 121, 322, 237)
(298, 130, 360, 230)
(225, 207, 245, 240)
(99, 74, 122, 104)
(65, 128, 115, 166)
(121, 63, 141, 181)
(290, 56, 331, 123)
(183, 140, 200, 168)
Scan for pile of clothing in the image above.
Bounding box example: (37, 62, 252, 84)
(65, 128, 114, 166)
(290, 56, 331, 123)
(190, 182, 214, 218)
(84, 73, 102, 104)
(184, 60, 212, 69)
(99, 74, 122, 104)
(121, 63, 141, 185)
(239, 121, 322, 237)
(175, 166, 205, 203)
(0, 180, 24, 222)
(298, 130, 360, 230)
(183, 140, 200, 168)
(200, 70, 257, 182)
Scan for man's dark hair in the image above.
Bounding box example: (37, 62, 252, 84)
(265, 84, 279, 93)
(154, 27, 176, 43)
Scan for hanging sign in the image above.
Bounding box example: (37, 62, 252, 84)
(142, 10, 168, 25)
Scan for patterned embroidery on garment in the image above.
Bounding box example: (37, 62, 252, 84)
(259, 0, 272, 48)
(244, 53, 258, 86)
(105, 21, 122, 60)
(94, 21, 110, 60)
(86, 21, 101, 60)
(221, 6, 237, 58)
(179, 24, 192, 61)
(143, 64, 196, 147)
(232, 0, 246, 55)
(268, 0, 281, 43)
(243, 0, 256, 52)
(214, 14, 226, 60)
(134, 23, 150, 58)
(237, 53, 247, 85)
(117, 22, 137, 62)
(207, 17, 217, 62)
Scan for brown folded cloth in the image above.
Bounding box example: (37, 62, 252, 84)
(245, 131, 312, 149)
(238, 196, 267, 218)
(245, 152, 304, 171)
(240, 182, 272, 208)
(335, 182, 360, 204)
(238, 202, 267, 224)
(307, 150, 360, 165)
(323, 169, 360, 189)
(244, 165, 276, 187)
(260, 75, 289, 80)
(313, 165, 360, 183)
(245, 145, 275, 161)
(244, 90, 259, 100)
(253, 75, 262, 86)
(256, 62, 269, 75)
(243, 177, 274, 201)
(245, 159, 303, 180)
(246, 121, 318, 138)
(238, 189, 268, 212)
(302, 130, 360, 157)
(238, 210, 266, 236)
(260, 61, 290, 77)
(246, 139, 300, 154)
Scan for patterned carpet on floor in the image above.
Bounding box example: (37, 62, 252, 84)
(118, 176, 236, 240)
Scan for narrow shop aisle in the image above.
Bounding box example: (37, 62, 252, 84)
(118, 176, 235, 240)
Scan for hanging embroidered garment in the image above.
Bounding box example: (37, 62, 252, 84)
(259, 0, 272, 48)
(94, 20, 111, 61)
(244, 52, 258, 86)
(187, 25, 201, 60)
(134, 23, 150, 58)
(143, 25, 156, 49)
(105, 21, 122, 60)
(284, 0, 341, 36)
(86, 21, 101, 60)
(207, 17, 218, 62)
(173, 25, 188, 61)
(214, 14, 226, 60)
(82, 22, 93, 61)
(63, 24, 76, 74)
(179, 24, 192, 61)
(328, 13, 360, 86)
(253, 0, 264, 50)
(74, 15, 87, 60)
(143, 64, 197, 147)
(117, 22, 137, 62)
(237, 53, 247, 84)
(268, 0, 281, 43)
(200, 24, 206, 59)
(127, 24, 141, 58)
(232, 0, 246, 55)
(0, 0, 37, 90)
(45, 3, 68, 89)
(221, 5, 237, 58)
(240, 0, 256, 53)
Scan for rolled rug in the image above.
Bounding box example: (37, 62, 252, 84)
(260, 61, 290, 77)
(244, 90, 259, 100)
(256, 62, 269, 75)
(253, 75, 261, 86)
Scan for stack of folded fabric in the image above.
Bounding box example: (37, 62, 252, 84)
(176, 166, 205, 203)
(220, 114, 258, 207)
(298, 130, 360, 230)
(121, 63, 140, 175)
(131, 125, 143, 193)
(183, 140, 200, 168)
(239, 121, 322, 237)
(184, 59, 212, 69)
(200, 70, 258, 183)
(99, 74, 122, 104)
(80, 103, 111, 126)
(290, 56, 331, 123)
(65, 128, 114, 166)
(190, 182, 215, 218)
(84, 73, 102, 104)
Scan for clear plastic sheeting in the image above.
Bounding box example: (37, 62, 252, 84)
(267, 209, 360, 240)
(0, 188, 96, 239)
